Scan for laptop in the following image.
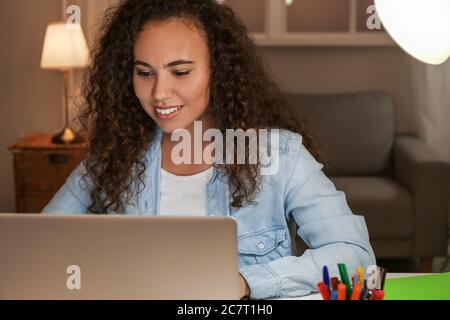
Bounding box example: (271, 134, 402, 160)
(0, 214, 240, 300)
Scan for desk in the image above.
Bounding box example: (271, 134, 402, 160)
(275, 273, 432, 300)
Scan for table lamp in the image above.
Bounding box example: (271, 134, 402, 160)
(40, 22, 89, 144)
(374, 0, 450, 65)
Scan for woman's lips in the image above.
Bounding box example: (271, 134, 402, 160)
(153, 105, 184, 120)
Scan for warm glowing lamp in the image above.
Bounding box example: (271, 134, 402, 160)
(375, 0, 450, 65)
(40, 22, 89, 143)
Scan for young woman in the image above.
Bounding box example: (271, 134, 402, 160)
(43, 0, 376, 299)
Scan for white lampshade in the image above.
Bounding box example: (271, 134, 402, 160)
(375, 0, 450, 65)
(40, 22, 89, 70)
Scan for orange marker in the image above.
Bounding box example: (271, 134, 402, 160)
(337, 283, 347, 300)
(317, 282, 331, 300)
(351, 283, 363, 300)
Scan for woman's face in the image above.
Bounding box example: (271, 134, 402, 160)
(133, 18, 211, 134)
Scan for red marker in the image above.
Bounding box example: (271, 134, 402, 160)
(371, 289, 385, 300)
(317, 282, 331, 300)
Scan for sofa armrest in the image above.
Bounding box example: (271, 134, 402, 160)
(394, 135, 450, 257)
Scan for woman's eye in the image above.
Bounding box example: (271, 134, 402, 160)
(136, 70, 154, 77)
(174, 70, 191, 77)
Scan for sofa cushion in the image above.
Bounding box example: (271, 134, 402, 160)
(330, 176, 413, 240)
(285, 92, 394, 176)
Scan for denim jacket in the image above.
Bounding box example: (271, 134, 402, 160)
(42, 127, 376, 299)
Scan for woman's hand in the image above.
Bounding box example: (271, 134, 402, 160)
(239, 273, 250, 299)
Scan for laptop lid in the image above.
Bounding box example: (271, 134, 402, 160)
(0, 214, 240, 300)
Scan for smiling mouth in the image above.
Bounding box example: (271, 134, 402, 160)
(153, 105, 184, 119)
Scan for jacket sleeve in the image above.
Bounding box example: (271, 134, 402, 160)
(41, 161, 91, 214)
(239, 134, 376, 299)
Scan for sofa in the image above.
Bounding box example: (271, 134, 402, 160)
(285, 91, 450, 272)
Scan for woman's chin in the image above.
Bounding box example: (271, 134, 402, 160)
(155, 121, 187, 135)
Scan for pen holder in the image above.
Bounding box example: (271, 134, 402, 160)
(317, 264, 387, 300)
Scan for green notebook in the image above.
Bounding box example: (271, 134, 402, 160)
(384, 273, 450, 300)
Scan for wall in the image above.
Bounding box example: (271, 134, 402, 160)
(0, 0, 414, 212)
(0, 0, 63, 213)
(259, 46, 415, 134)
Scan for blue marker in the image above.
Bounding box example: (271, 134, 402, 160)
(323, 265, 331, 291)
(360, 279, 368, 299)
(331, 290, 338, 300)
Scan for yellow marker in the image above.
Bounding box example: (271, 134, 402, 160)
(356, 266, 365, 287)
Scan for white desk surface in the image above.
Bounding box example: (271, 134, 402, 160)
(273, 273, 432, 300)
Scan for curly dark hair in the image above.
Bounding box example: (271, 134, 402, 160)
(78, 0, 326, 213)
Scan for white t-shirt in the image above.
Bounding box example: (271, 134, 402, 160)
(159, 167, 214, 216)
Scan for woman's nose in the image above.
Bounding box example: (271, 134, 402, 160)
(152, 75, 172, 102)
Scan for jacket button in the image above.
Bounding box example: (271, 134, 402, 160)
(258, 242, 265, 250)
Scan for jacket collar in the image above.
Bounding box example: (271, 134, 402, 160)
(145, 125, 225, 183)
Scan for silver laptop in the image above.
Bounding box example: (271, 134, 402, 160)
(0, 214, 240, 300)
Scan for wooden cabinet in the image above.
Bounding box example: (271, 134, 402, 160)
(9, 133, 89, 213)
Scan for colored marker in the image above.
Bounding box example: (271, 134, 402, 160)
(360, 279, 368, 298)
(323, 266, 331, 291)
(372, 289, 385, 300)
(350, 283, 363, 300)
(331, 291, 338, 300)
(317, 282, 331, 300)
(365, 290, 374, 300)
(338, 263, 352, 299)
(379, 267, 387, 290)
(352, 273, 360, 286)
(337, 283, 347, 300)
(331, 277, 339, 291)
(356, 266, 365, 287)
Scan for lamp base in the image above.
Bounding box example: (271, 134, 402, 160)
(52, 127, 84, 144)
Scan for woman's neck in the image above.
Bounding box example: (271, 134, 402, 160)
(161, 119, 214, 176)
